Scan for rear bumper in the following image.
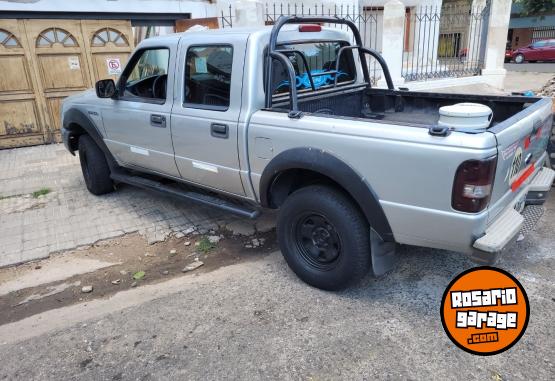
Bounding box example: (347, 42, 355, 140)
(471, 166, 555, 262)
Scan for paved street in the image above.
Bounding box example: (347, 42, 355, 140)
(0, 144, 271, 267)
(0, 193, 554, 379)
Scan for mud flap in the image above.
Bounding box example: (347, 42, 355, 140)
(370, 229, 397, 276)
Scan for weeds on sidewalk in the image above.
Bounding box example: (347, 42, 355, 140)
(32, 188, 51, 198)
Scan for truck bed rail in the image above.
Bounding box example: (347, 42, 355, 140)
(265, 15, 394, 115)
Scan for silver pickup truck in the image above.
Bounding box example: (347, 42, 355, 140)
(61, 16, 554, 290)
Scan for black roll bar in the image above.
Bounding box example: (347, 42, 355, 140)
(334, 46, 394, 90)
(265, 15, 395, 114)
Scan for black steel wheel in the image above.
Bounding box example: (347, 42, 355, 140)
(78, 135, 114, 195)
(277, 185, 371, 290)
(294, 213, 342, 270)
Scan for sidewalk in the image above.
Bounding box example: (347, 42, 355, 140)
(0, 144, 272, 267)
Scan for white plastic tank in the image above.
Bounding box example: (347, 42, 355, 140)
(438, 102, 493, 130)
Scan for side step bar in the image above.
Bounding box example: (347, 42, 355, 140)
(111, 172, 261, 219)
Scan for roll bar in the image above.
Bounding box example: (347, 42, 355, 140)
(265, 15, 395, 116)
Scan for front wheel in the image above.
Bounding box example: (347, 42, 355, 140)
(78, 135, 114, 195)
(514, 54, 525, 64)
(277, 185, 371, 290)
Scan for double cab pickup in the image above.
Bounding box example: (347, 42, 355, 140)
(62, 17, 555, 290)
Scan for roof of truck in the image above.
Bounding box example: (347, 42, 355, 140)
(140, 25, 350, 43)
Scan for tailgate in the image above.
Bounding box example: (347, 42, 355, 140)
(488, 97, 553, 222)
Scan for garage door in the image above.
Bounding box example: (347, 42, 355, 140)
(0, 20, 45, 148)
(0, 19, 134, 149)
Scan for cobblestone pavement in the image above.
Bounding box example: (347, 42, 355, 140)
(0, 144, 275, 267)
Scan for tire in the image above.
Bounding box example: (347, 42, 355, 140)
(277, 185, 371, 290)
(514, 54, 525, 64)
(78, 135, 114, 195)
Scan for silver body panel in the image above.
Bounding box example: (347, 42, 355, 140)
(62, 27, 554, 256)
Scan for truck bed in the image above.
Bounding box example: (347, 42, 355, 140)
(273, 86, 540, 129)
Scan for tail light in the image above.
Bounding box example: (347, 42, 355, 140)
(452, 157, 497, 213)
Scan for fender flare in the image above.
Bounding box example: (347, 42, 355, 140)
(259, 147, 394, 242)
(62, 108, 118, 168)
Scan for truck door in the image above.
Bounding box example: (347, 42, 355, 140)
(171, 36, 246, 195)
(101, 43, 180, 178)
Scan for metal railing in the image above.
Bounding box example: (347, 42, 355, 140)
(220, 4, 234, 29)
(402, 2, 490, 82)
(266, 16, 394, 115)
(220, 2, 491, 84)
(264, 3, 384, 85)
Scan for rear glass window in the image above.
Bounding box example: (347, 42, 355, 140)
(269, 41, 356, 95)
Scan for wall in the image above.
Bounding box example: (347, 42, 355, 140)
(510, 28, 532, 49)
(0, 0, 218, 19)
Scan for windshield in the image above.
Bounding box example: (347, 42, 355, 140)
(269, 40, 356, 95)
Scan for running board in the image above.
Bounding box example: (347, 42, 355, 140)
(110, 172, 260, 219)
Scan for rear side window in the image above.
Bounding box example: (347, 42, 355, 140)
(269, 41, 356, 95)
(185, 45, 233, 110)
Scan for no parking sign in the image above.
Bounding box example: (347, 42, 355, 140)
(106, 58, 122, 75)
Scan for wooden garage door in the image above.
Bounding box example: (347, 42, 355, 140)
(0, 19, 134, 149)
(82, 20, 133, 82)
(24, 20, 93, 143)
(0, 20, 46, 148)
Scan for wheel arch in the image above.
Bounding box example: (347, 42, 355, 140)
(259, 147, 394, 242)
(63, 108, 118, 169)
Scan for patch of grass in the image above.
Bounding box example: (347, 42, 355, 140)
(32, 188, 51, 198)
(197, 237, 216, 254)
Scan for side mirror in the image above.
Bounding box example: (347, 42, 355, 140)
(95, 79, 116, 98)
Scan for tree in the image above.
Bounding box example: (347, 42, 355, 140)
(515, 0, 554, 16)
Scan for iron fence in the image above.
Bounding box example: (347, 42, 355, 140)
(402, 2, 490, 82)
(532, 27, 555, 42)
(220, 5, 234, 28)
(220, 2, 491, 84)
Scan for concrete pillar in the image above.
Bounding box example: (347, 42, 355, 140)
(234, 0, 265, 28)
(378, 0, 405, 88)
(481, 0, 512, 88)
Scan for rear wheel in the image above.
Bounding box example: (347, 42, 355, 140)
(78, 135, 114, 195)
(277, 185, 371, 290)
(514, 54, 525, 64)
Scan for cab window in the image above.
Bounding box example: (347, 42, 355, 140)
(123, 48, 169, 101)
(184, 45, 233, 110)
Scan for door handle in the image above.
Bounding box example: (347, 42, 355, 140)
(150, 114, 166, 128)
(210, 123, 228, 138)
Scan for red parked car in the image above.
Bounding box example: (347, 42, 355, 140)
(512, 39, 555, 63)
